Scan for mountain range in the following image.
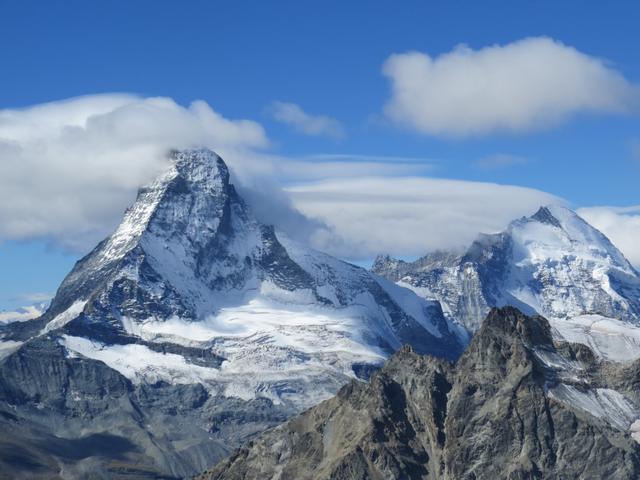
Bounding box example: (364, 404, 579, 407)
(1, 149, 639, 479)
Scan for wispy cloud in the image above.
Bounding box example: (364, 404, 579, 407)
(287, 177, 562, 258)
(306, 153, 439, 164)
(269, 101, 345, 139)
(474, 153, 529, 170)
(6, 94, 638, 266)
(0, 304, 45, 324)
(278, 153, 437, 181)
(383, 37, 638, 137)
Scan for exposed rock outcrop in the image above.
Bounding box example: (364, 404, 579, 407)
(201, 307, 640, 480)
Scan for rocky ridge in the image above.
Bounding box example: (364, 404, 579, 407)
(201, 307, 640, 480)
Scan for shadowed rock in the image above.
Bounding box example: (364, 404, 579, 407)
(200, 307, 640, 480)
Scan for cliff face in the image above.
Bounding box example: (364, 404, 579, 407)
(201, 307, 640, 480)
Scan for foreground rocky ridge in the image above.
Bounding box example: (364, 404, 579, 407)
(201, 307, 640, 480)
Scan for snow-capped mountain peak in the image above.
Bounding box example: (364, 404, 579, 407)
(509, 205, 636, 276)
(98, 148, 232, 264)
(374, 205, 640, 357)
(9, 148, 467, 409)
(48, 149, 258, 320)
(0, 148, 470, 476)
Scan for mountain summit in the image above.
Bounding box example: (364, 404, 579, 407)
(0, 149, 466, 478)
(373, 205, 640, 360)
(44, 148, 466, 398)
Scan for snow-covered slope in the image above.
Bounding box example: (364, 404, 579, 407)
(373, 206, 640, 360)
(550, 314, 640, 362)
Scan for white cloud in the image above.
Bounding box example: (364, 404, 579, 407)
(1, 94, 603, 265)
(577, 206, 640, 267)
(270, 101, 345, 139)
(474, 153, 528, 169)
(222, 152, 438, 250)
(0, 93, 453, 257)
(0, 94, 441, 255)
(287, 177, 561, 258)
(0, 94, 268, 251)
(0, 305, 45, 324)
(383, 37, 638, 137)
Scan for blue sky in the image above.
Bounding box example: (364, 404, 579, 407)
(1, 0, 639, 311)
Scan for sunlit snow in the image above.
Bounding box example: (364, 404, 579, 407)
(550, 315, 640, 362)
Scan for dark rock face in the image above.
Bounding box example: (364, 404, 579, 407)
(0, 335, 291, 479)
(201, 308, 640, 480)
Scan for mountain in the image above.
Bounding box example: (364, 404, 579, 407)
(0, 149, 466, 479)
(373, 205, 640, 361)
(200, 307, 640, 480)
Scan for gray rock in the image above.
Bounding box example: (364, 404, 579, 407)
(0, 334, 292, 479)
(201, 307, 640, 480)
